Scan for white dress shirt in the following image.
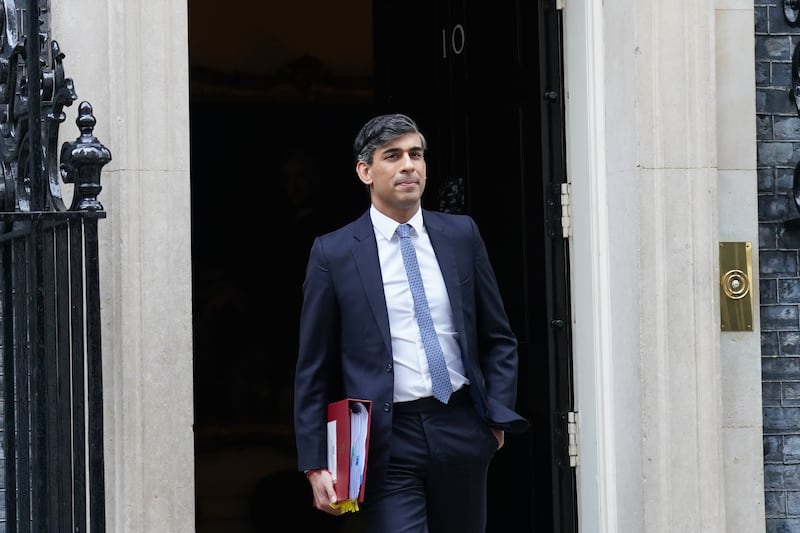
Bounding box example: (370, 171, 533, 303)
(370, 206, 469, 402)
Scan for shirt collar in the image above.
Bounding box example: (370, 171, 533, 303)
(370, 205, 424, 241)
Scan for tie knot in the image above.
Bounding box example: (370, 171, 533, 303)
(396, 224, 411, 239)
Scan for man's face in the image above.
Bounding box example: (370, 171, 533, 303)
(356, 132, 427, 221)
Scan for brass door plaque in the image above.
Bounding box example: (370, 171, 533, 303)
(719, 241, 753, 331)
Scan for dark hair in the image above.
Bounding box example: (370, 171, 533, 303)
(353, 113, 427, 164)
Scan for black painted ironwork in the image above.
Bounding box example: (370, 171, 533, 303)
(785, 36, 800, 229)
(0, 1, 111, 532)
(786, 0, 800, 25)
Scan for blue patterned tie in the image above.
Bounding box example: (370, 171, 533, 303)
(396, 223, 452, 403)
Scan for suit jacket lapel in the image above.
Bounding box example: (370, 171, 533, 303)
(424, 211, 466, 337)
(351, 211, 393, 355)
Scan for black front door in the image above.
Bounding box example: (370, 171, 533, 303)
(374, 1, 576, 530)
(189, 1, 575, 530)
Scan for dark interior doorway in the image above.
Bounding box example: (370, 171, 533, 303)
(189, 2, 572, 532)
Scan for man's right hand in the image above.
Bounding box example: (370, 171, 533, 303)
(306, 469, 342, 515)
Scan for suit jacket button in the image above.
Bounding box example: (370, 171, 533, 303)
(383, 402, 391, 412)
(385, 362, 393, 372)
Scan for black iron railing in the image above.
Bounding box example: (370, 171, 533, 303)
(0, 1, 111, 531)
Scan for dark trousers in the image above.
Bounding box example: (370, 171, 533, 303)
(362, 388, 499, 533)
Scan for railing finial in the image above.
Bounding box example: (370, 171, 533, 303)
(59, 101, 111, 212)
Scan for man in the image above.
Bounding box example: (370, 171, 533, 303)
(293, 113, 529, 532)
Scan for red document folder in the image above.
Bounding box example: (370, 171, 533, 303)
(327, 398, 372, 506)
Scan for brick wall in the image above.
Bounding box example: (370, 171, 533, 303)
(757, 1, 800, 530)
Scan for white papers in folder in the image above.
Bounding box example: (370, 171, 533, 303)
(327, 418, 338, 483)
(349, 402, 369, 500)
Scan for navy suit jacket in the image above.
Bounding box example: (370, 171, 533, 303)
(293, 208, 529, 500)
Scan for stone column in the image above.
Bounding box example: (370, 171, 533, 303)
(52, 2, 195, 532)
(715, 2, 765, 532)
(634, 1, 726, 531)
(565, 0, 763, 530)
